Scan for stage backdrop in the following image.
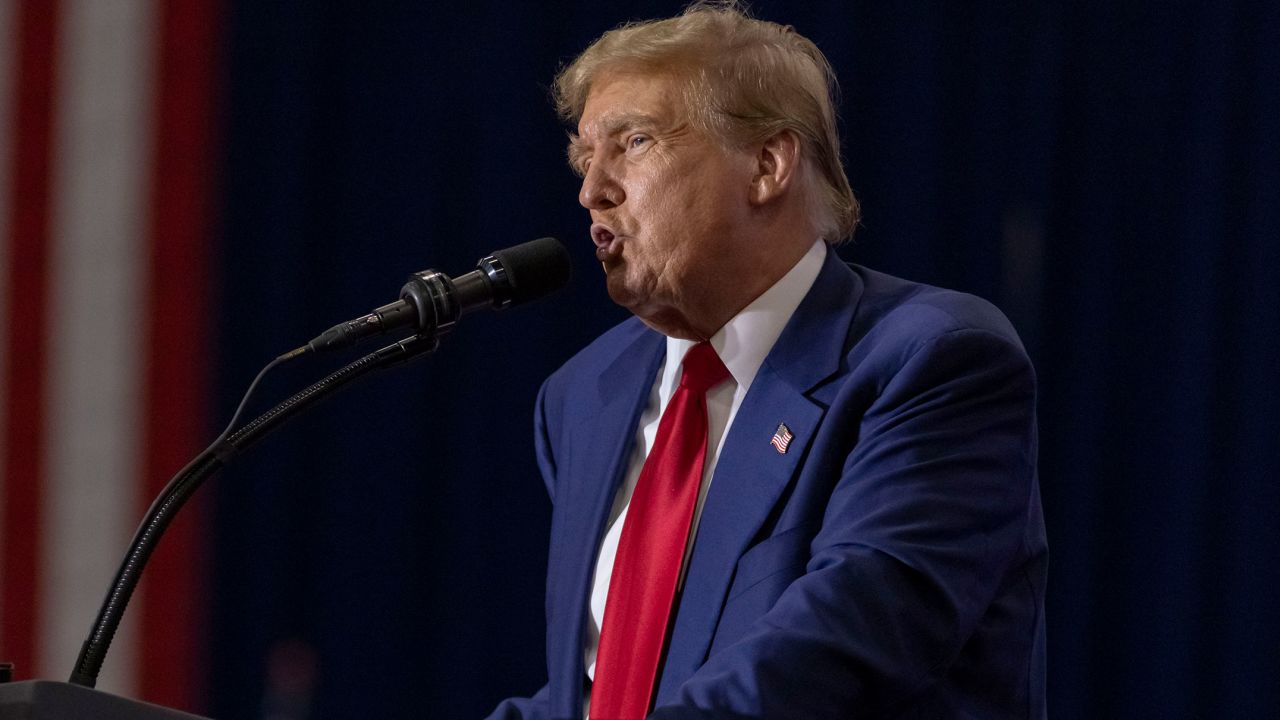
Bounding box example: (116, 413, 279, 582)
(1, 1, 1276, 719)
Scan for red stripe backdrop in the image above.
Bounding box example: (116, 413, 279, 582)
(138, 0, 221, 710)
(1, 0, 60, 682)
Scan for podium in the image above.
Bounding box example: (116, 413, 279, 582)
(0, 681, 210, 719)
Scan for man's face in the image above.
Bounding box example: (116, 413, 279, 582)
(571, 72, 757, 339)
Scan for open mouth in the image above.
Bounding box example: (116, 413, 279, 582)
(590, 223, 623, 262)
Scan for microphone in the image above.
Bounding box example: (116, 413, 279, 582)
(308, 237, 571, 352)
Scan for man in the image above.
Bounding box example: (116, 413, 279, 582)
(490, 3, 1046, 718)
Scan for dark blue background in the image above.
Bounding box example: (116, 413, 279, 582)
(209, 1, 1279, 718)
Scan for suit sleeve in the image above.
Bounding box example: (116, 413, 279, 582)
(485, 379, 561, 719)
(652, 327, 1038, 719)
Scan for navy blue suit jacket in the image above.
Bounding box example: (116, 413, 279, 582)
(490, 252, 1047, 719)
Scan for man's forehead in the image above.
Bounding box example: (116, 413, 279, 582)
(576, 72, 684, 136)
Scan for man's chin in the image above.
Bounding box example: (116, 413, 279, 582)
(607, 278, 653, 317)
(604, 272, 641, 310)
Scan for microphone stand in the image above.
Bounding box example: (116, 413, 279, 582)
(68, 332, 439, 689)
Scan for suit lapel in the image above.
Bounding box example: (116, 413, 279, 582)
(548, 325, 664, 715)
(655, 252, 863, 702)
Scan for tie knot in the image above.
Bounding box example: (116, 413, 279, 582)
(679, 342, 730, 394)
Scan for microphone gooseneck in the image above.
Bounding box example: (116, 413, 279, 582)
(69, 236, 570, 689)
(69, 335, 439, 689)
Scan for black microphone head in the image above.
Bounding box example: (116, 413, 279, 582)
(487, 236, 572, 305)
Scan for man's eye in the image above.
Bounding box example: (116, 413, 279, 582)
(628, 135, 650, 150)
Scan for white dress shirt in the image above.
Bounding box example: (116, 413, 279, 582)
(583, 239, 828, 686)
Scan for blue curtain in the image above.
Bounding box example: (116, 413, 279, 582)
(209, 1, 1279, 717)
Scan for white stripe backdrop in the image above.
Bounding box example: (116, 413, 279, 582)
(38, 0, 158, 694)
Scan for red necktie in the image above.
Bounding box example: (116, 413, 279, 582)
(590, 342, 731, 720)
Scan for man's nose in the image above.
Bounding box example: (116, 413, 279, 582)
(579, 161, 623, 209)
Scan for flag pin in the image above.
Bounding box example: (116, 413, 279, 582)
(770, 423, 794, 454)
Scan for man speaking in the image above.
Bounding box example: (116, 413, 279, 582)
(490, 2, 1046, 718)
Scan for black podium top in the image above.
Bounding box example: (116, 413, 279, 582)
(0, 681, 210, 720)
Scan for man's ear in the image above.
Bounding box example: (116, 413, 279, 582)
(749, 129, 802, 206)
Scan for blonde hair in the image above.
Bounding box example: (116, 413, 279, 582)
(553, 0, 859, 242)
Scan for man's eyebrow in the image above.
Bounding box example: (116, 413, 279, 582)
(596, 112, 662, 138)
(573, 112, 664, 149)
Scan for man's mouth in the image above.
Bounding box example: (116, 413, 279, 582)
(590, 223, 624, 262)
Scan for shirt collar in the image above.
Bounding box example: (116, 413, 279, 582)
(666, 239, 827, 394)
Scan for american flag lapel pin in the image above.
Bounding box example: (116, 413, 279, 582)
(770, 423, 794, 454)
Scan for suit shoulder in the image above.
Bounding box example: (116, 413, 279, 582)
(849, 264, 1025, 352)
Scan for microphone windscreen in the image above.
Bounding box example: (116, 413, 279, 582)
(492, 237, 572, 305)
